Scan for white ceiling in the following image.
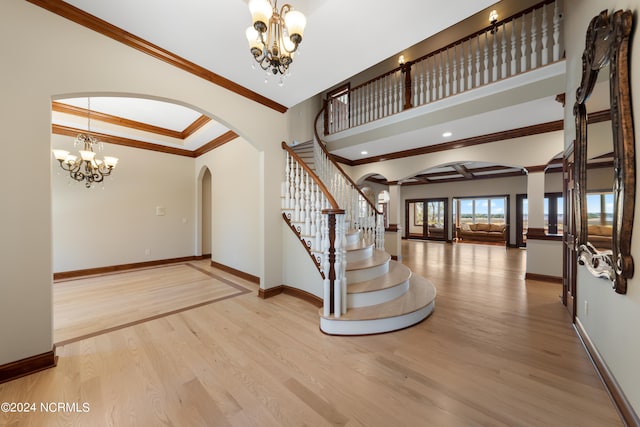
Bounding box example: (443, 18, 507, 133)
(62, 0, 497, 108)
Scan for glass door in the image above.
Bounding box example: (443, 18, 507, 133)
(405, 199, 448, 240)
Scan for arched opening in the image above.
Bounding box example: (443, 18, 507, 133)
(201, 167, 212, 257)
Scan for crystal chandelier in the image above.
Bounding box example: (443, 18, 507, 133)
(245, 0, 306, 77)
(52, 98, 119, 188)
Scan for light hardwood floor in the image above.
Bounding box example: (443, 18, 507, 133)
(0, 242, 623, 426)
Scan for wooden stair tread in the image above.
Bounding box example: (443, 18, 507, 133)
(321, 275, 436, 322)
(348, 261, 411, 293)
(346, 249, 390, 271)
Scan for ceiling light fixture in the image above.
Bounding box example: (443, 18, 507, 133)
(442, 132, 453, 137)
(246, 0, 306, 82)
(52, 98, 119, 188)
(361, 151, 368, 155)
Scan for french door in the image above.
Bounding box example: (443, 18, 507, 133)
(405, 199, 448, 241)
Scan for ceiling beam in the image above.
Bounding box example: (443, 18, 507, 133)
(452, 164, 474, 179)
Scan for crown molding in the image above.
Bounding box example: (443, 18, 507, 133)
(28, 0, 287, 114)
(194, 130, 239, 157)
(52, 102, 184, 139)
(182, 115, 212, 139)
(52, 124, 238, 158)
(52, 124, 195, 157)
(53, 101, 213, 140)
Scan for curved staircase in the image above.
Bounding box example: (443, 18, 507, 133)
(320, 228, 435, 335)
(283, 141, 436, 336)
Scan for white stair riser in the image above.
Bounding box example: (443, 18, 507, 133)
(348, 280, 410, 308)
(320, 302, 435, 335)
(346, 231, 361, 246)
(346, 245, 374, 263)
(347, 261, 389, 283)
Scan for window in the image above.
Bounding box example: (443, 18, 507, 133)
(414, 203, 424, 226)
(454, 197, 508, 226)
(587, 192, 614, 226)
(520, 192, 564, 235)
(541, 193, 562, 234)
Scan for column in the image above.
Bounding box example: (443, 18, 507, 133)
(385, 184, 403, 261)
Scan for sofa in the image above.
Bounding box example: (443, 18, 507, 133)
(588, 225, 612, 250)
(457, 223, 508, 243)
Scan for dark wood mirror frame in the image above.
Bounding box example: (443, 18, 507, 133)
(574, 9, 635, 294)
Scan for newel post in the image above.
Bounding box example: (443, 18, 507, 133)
(402, 62, 413, 110)
(322, 98, 329, 136)
(322, 208, 345, 317)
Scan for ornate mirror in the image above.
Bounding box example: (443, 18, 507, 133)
(574, 9, 635, 294)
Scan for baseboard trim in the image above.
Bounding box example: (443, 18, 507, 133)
(210, 261, 260, 285)
(575, 319, 640, 427)
(54, 255, 209, 281)
(0, 345, 57, 384)
(258, 285, 323, 307)
(524, 272, 562, 283)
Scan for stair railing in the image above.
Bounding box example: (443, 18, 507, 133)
(325, 0, 563, 134)
(314, 106, 385, 251)
(281, 142, 347, 317)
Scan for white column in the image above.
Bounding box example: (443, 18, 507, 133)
(386, 184, 403, 261)
(526, 171, 546, 231)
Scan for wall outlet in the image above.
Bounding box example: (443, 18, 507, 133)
(145, 248, 151, 256)
(584, 300, 588, 316)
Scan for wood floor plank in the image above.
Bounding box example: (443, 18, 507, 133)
(0, 247, 624, 426)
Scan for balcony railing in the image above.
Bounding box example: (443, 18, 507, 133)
(325, 0, 563, 135)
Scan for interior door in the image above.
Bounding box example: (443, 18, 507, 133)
(563, 145, 577, 320)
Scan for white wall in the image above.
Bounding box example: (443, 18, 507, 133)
(195, 138, 261, 278)
(52, 136, 195, 272)
(0, 0, 287, 366)
(566, 0, 640, 414)
(282, 224, 324, 298)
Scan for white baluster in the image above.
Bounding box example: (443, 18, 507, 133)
(284, 152, 290, 209)
(483, 32, 489, 84)
(294, 162, 301, 222)
(438, 52, 444, 99)
(530, 10, 538, 69)
(541, 4, 549, 66)
(340, 214, 348, 315)
(520, 14, 528, 72)
(425, 59, 431, 104)
(314, 186, 321, 251)
(304, 173, 311, 236)
(432, 56, 438, 101)
(413, 62, 419, 106)
(459, 43, 465, 93)
(467, 39, 473, 89)
(322, 212, 330, 317)
(398, 70, 404, 113)
(553, 0, 561, 62)
(510, 19, 517, 76)
(445, 49, 451, 97)
(492, 29, 498, 82)
(475, 35, 482, 87)
(451, 46, 457, 95)
(500, 23, 507, 79)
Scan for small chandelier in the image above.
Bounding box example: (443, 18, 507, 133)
(52, 98, 118, 188)
(245, 0, 306, 77)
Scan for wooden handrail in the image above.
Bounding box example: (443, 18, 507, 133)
(411, 0, 557, 65)
(331, 0, 557, 100)
(314, 104, 383, 216)
(281, 141, 340, 210)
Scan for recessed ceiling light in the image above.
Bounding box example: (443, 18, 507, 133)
(442, 132, 452, 137)
(361, 151, 368, 155)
